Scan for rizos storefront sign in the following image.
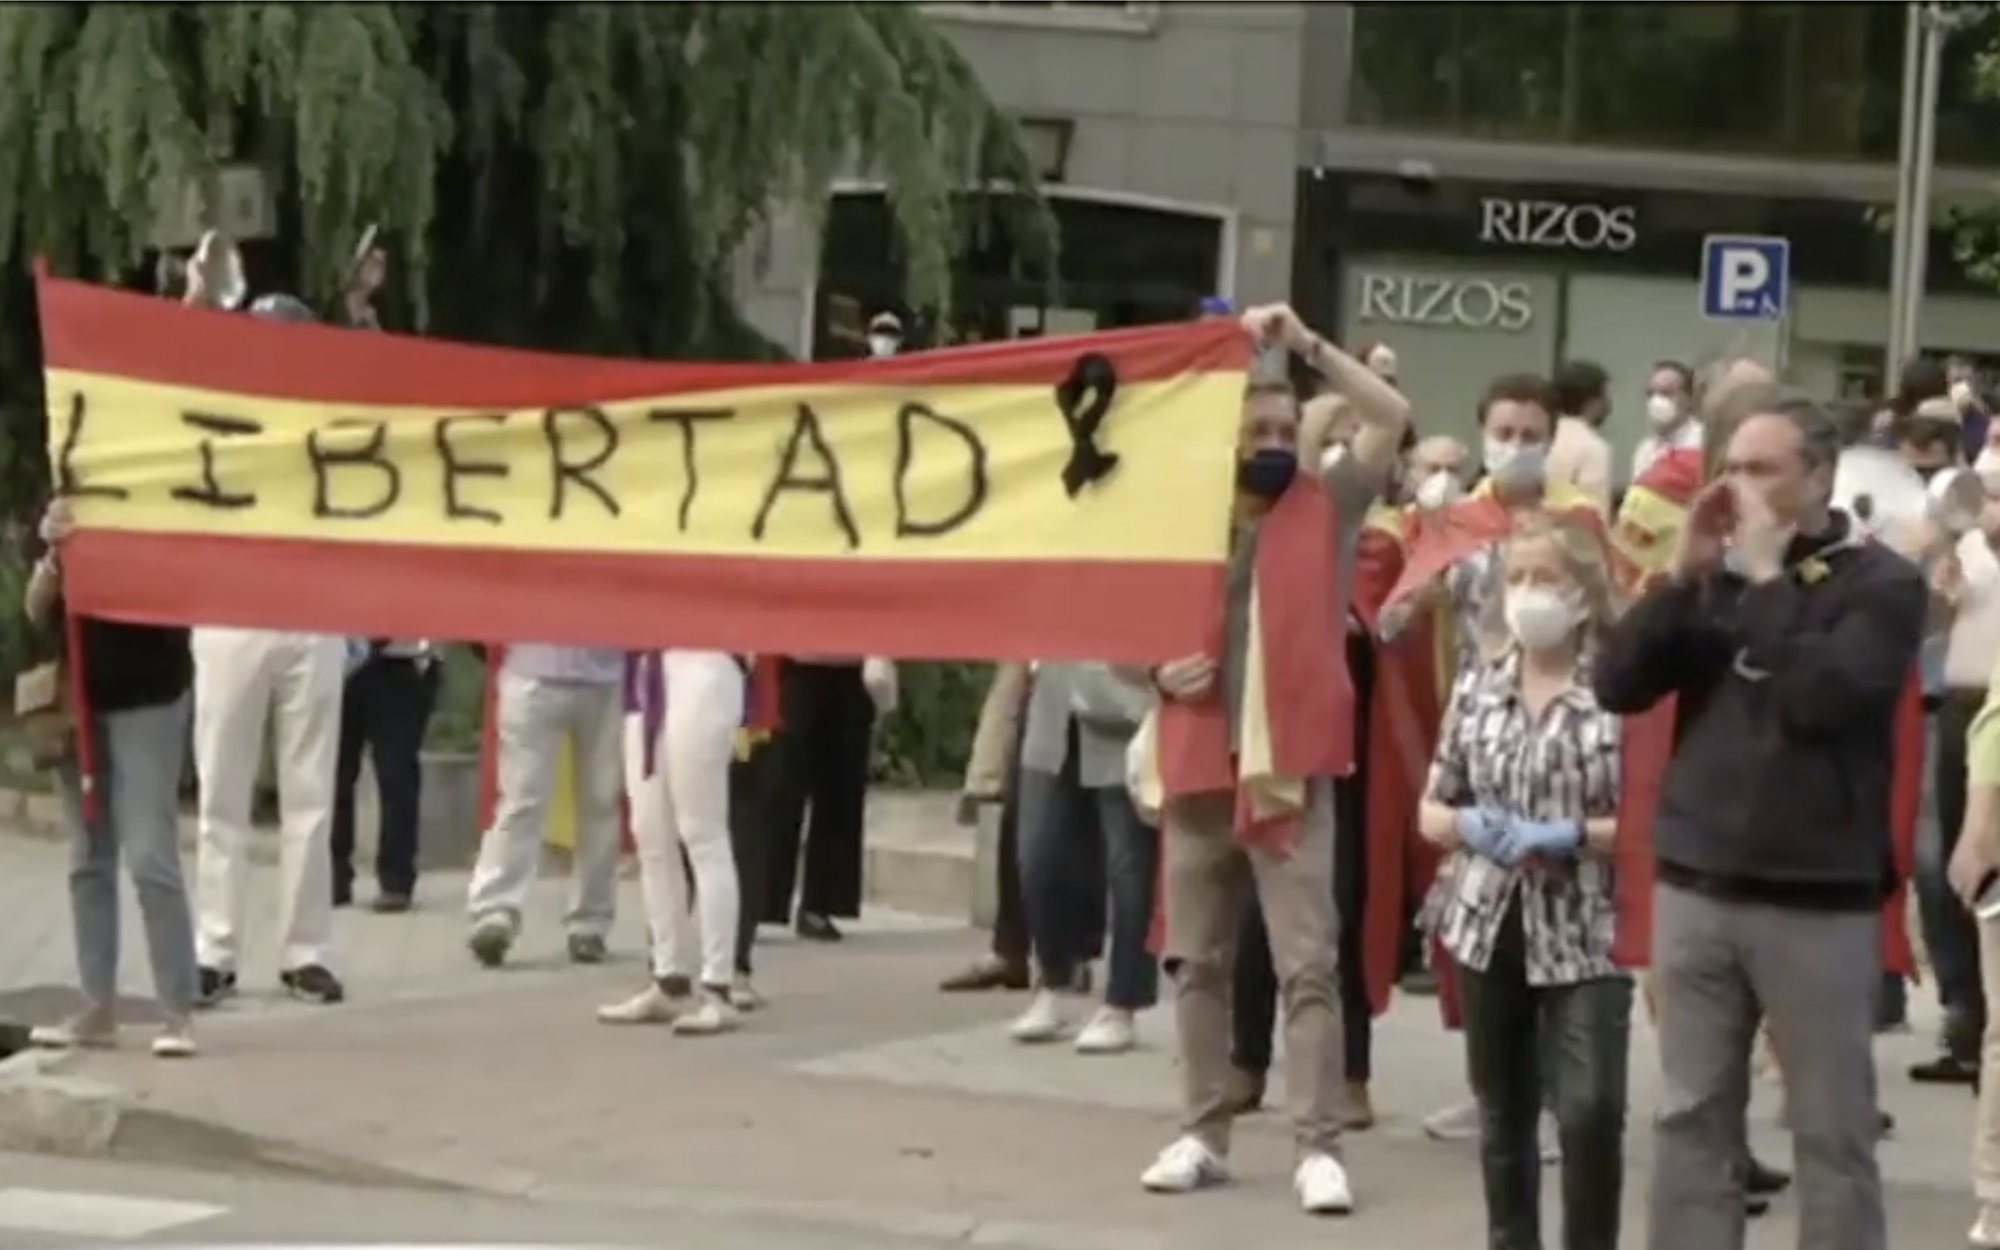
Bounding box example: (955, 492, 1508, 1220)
(1356, 273, 1534, 332)
(1478, 198, 1638, 253)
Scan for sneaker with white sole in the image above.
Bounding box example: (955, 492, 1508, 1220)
(731, 975, 763, 1013)
(1422, 1098, 1480, 1141)
(1141, 1135, 1229, 1194)
(30, 1004, 115, 1051)
(150, 1018, 197, 1059)
(1008, 989, 1068, 1043)
(1074, 1006, 1136, 1055)
(672, 987, 739, 1036)
(597, 982, 692, 1025)
(1972, 1203, 2000, 1249)
(1295, 1152, 1355, 1215)
(469, 915, 514, 968)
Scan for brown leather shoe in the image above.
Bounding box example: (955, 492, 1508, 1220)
(939, 955, 1030, 993)
(1340, 1080, 1376, 1130)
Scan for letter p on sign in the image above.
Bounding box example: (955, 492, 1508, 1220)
(1701, 234, 1789, 322)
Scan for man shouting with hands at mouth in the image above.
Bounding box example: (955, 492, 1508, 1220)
(1593, 386, 1925, 1250)
(1136, 304, 1410, 1215)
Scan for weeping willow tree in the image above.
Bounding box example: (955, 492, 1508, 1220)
(0, 1, 1056, 514)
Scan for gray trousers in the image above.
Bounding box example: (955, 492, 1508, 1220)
(1648, 883, 1884, 1250)
(59, 695, 199, 1016)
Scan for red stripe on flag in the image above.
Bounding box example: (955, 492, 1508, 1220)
(59, 531, 1222, 664)
(36, 276, 1249, 408)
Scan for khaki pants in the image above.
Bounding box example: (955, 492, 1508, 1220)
(1977, 919, 2000, 1201)
(1163, 783, 1342, 1157)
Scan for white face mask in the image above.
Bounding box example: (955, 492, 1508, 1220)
(1976, 447, 2000, 491)
(1645, 393, 1682, 430)
(1414, 469, 1463, 511)
(1954, 379, 1977, 411)
(1504, 585, 1580, 652)
(1484, 436, 1547, 489)
(867, 334, 900, 358)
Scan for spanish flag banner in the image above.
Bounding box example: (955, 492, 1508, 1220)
(39, 274, 1250, 662)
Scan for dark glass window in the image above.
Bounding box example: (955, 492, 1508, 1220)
(814, 192, 1222, 358)
(1348, 2, 2000, 168)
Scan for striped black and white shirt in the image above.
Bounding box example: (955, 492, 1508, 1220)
(1419, 648, 1624, 985)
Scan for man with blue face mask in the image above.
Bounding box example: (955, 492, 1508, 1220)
(1138, 304, 1410, 1216)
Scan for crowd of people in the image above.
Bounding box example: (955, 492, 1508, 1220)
(19, 257, 2000, 1249)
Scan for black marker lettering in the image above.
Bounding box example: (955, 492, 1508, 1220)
(170, 411, 262, 510)
(1055, 353, 1121, 497)
(751, 402, 859, 550)
(55, 393, 128, 501)
(543, 406, 622, 520)
(435, 413, 510, 524)
(646, 407, 735, 532)
(893, 402, 987, 537)
(306, 419, 401, 519)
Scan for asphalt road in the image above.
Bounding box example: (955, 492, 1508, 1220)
(0, 1153, 962, 1250)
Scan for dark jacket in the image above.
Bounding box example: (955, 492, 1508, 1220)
(1593, 512, 1926, 907)
(79, 618, 191, 714)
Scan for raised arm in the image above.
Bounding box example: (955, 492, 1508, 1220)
(1240, 304, 1411, 482)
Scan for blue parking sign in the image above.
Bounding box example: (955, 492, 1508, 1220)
(1700, 235, 1789, 320)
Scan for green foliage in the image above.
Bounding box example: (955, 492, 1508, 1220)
(872, 661, 989, 788)
(0, 3, 1056, 770)
(423, 645, 488, 756)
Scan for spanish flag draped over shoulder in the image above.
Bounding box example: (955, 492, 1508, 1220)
(1379, 477, 1608, 623)
(1352, 503, 1437, 1014)
(1138, 474, 1351, 961)
(1607, 448, 1922, 976)
(1153, 476, 1353, 850)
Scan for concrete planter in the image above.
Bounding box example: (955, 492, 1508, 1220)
(416, 750, 482, 871)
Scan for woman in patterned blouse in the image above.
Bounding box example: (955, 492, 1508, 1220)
(1416, 514, 1629, 1250)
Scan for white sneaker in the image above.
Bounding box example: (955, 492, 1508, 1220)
(596, 983, 690, 1025)
(1294, 1152, 1355, 1215)
(31, 1005, 115, 1050)
(150, 1019, 197, 1059)
(672, 988, 739, 1036)
(731, 975, 763, 1013)
(1008, 989, 1067, 1043)
(1972, 1203, 2000, 1249)
(1422, 1099, 1480, 1141)
(1074, 1006, 1136, 1055)
(1141, 1135, 1228, 1193)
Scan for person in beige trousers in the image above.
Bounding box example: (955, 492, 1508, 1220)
(1138, 304, 1409, 1216)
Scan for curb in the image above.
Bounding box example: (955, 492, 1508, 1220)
(0, 1043, 470, 1189)
(0, 780, 981, 919)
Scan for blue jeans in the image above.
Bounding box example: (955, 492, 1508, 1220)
(1017, 753, 1159, 1010)
(59, 695, 200, 1015)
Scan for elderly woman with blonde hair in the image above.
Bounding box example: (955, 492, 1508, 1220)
(1416, 513, 1630, 1250)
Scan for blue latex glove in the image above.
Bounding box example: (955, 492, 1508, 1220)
(1454, 807, 1509, 860)
(1495, 815, 1584, 864)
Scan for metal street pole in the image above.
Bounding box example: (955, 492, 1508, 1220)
(1887, 0, 1924, 378)
(1899, 2, 1945, 371)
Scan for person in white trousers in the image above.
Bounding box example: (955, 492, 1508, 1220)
(599, 651, 748, 1034)
(466, 644, 624, 967)
(192, 625, 347, 1005)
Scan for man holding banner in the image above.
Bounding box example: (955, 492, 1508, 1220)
(1138, 304, 1409, 1216)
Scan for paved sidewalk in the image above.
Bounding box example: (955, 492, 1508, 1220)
(0, 826, 1987, 1249)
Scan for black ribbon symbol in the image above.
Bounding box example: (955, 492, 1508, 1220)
(1056, 352, 1120, 498)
